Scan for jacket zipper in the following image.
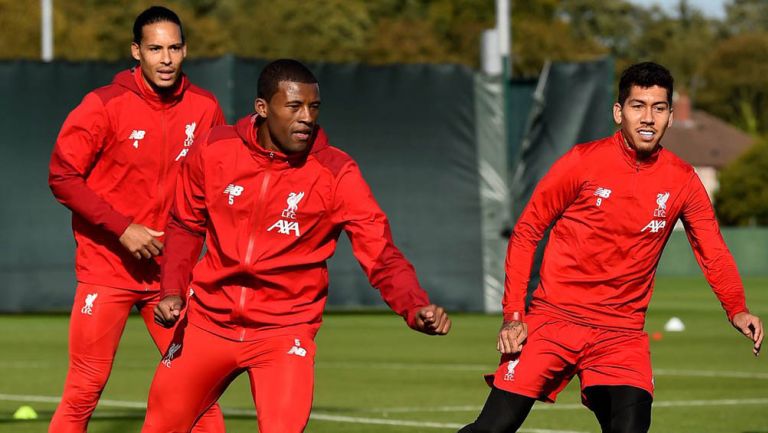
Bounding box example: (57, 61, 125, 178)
(158, 110, 169, 227)
(632, 162, 640, 195)
(237, 151, 275, 341)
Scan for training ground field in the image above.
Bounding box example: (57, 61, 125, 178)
(0, 276, 766, 432)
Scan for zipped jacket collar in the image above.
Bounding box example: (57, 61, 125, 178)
(614, 130, 662, 169)
(112, 67, 189, 110)
(233, 114, 330, 166)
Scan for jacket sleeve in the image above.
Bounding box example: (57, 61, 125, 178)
(48, 92, 132, 237)
(503, 148, 583, 322)
(160, 134, 209, 298)
(680, 172, 748, 321)
(334, 161, 431, 327)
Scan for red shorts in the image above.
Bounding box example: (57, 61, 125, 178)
(142, 322, 316, 433)
(490, 314, 654, 406)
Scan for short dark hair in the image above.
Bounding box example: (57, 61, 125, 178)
(618, 62, 673, 105)
(133, 6, 185, 45)
(257, 59, 318, 101)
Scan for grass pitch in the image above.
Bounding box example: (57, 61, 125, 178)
(0, 276, 766, 432)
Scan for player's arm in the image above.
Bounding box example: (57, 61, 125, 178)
(680, 173, 762, 356)
(155, 136, 210, 328)
(334, 161, 450, 336)
(499, 149, 583, 353)
(49, 93, 163, 259)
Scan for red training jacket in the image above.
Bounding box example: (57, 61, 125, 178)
(504, 130, 748, 330)
(162, 115, 431, 341)
(49, 67, 225, 291)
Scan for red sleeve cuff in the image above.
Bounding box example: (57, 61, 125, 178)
(503, 311, 525, 323)
(405, 304, 430, 328)
(103, 213, 133, 238)
(727, 307, 749, 323)
(160, 286, 184, 298)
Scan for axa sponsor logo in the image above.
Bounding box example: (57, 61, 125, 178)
(642, 220, 666, 233)
(594, 186, 611, 207)
(268, 192, 304, 237)
(503, 359, 520, 381)
(175, 122, 197, 161)
(129, 130, 146, 148)
(223, 184, 244, 205)
(287, 338, 307, 357)
(80, 293, 98, 315)
(162, 343, 181, 368)
(268, 220, 301, 236)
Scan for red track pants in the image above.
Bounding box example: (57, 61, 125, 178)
(49, 283, 225, 433)
(142, 323, 316, 433)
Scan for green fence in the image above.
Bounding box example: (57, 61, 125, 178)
(0, 57, 484, 312)
(0, 57, 763, 313)
(658, 227, 768, 277)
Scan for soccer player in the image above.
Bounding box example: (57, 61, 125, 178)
(459, 62, 763, 433)
(48, 6, 226, 432)
(141, 59, 452, 433)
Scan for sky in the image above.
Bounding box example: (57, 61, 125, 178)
(629, 0, 727, 18)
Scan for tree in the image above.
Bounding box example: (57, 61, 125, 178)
(624, 1, 719, 94)
(715, 138, 768, 226)
(723, 0, 768, 35)
(697, 32, 768, 135)
(510, 0, 609, 77)
(0, 0, 41, 59)
(0, 0, 230, 61)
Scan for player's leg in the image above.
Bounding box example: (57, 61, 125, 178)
(583, 385, 652, 433)
(137, 292, 226, 433)
(459, 315, 585, 433)
(247, 334, 316, 433)
(142, 322, 239, 433)
(49, 283, 136, 433)
(579, 329, 654, 433)
(457, 387, 535, 433)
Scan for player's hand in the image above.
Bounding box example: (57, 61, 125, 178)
(411, 304, 451, 335)
(154, 295, 184, 328)
(731, 312, 763, 357)
(497, 320, 527, 354)
(119, 223, 164, 259)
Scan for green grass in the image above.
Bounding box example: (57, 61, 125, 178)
(0, 276, 766, 432)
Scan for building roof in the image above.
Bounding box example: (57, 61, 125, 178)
(662, 110, 754, 169)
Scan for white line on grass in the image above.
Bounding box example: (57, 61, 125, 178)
(5, 360, 768, 382)
(364, 398, 768, 413)
(0, 393, 585, 433)
(319, 362, 768, 381)
(318, 361, 487, 371)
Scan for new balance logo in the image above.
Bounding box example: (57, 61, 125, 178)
(175, 122, 197, 161)
(503, 359, 520, 381)
(642, 219, 666, 233)
(594, 187, 611, 198)
(268, 220, 301, 237)
(594, 187, 612, 207)
(80, 293, 97, 315)
(129, 130, 145, 148)
(287, 339, 307, 357)
(162, 343, 181, 368)
(224, 184, 244, 205)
